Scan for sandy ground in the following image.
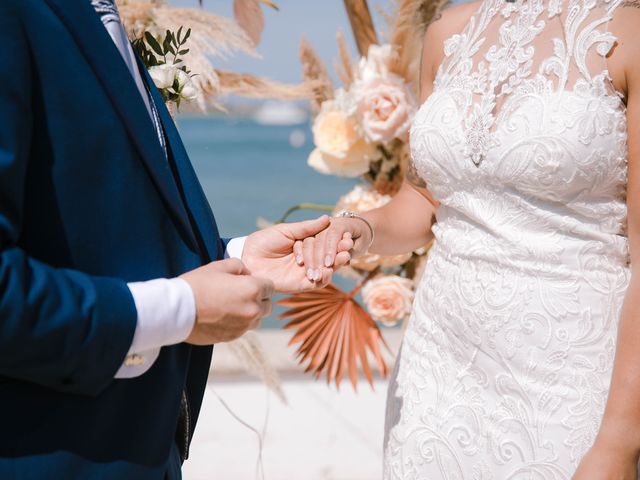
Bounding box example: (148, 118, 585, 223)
(181, 331, 402, 480)
(182, 377, 387, 480)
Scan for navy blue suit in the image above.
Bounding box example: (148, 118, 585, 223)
(0, 0, 224, 477)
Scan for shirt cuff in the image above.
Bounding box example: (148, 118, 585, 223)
(225, 237, 247, 260)
(115, 278, 196, 379)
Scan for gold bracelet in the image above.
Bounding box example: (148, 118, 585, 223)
(336, 211, 375, 251)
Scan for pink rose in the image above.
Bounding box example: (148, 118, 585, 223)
(362, 275, 415, 327)
(355, 75, 415, 144)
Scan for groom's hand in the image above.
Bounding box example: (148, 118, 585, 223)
(180, 259, 274, 345)
(242, 216, 353, 293)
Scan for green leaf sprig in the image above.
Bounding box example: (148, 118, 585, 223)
(132, 27, 194, 106)
(133, 26, 192, 68)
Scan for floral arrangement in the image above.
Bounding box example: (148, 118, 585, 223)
(277, 0, 447, 389)
(308, 44, 415, 192)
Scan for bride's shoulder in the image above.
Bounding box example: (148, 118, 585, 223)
(607, 1, 640, 97)
(419, 1, 480, 88)
(424, 0, 481, 43)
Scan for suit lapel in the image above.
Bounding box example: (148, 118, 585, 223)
(141, 66, 223, 262)
(44, 0, 199, 251)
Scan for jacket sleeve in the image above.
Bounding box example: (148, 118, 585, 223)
(0, 4, 138, 396)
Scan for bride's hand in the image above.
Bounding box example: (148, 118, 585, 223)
(293, 216, 372, 282)
(573, 438, 639, 479)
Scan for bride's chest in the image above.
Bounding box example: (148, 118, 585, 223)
(410, 77, 628, 202)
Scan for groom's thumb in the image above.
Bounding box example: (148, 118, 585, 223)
(286, 215, 331, 240)
(214, 258, 250, 276)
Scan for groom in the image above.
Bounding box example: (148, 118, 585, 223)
(0, 0, 345, 478)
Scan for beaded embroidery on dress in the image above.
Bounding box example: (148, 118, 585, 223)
(383, 0, 632, 477)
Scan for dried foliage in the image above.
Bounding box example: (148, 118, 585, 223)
(387, 0, 450, 88)
(233, 0, 265, 46)
(278, 284, 390, 390)
(227, 332, 287, 404)
(214, 70, 322, 101)
(335, 30, 355, 88)
(299, 37, 334, 114)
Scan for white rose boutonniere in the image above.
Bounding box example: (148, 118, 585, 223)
(133, 27, 198, 109)
(149, 63, 178, 89)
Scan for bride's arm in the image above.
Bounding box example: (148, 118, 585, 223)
(574, 7, 640, 477)
(298, 11, 470, 277)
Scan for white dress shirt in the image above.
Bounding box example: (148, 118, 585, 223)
(116, 238, 247, 378)
(93, 2, 251, 378)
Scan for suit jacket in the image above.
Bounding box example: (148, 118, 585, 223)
(0, 0, 224, 477)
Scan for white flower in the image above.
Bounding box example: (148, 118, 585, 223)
(362, 275, 415, 327)
(357, 44, 393, 82)
(176, 70, 198, 101)
(149, 63, 178, 90)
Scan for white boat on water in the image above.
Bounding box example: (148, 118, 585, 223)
(252, 100, 309, 126)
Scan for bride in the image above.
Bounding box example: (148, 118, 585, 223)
(299, 0, 639, 476)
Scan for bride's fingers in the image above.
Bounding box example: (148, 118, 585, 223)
(302, 237, 320, 281)
(323, 227, 348, 267)
(334, 251, 352, 269)
(314, 231, 329, 273)
(336, 236, 355, 254)
(293, 240, 304, 265)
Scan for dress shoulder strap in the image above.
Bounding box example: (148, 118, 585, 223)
(566, 0, 623, 84)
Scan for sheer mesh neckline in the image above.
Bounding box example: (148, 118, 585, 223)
(426, 0, 623, 166)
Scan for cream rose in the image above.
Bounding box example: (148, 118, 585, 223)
(335, 184, 391, 213)
(355, 75, 416, 144)
(362, 275, 415, 327)
(350, 252, 413, 272)
(308, 142, 377, 177)
(149, 64, 177, 90)
(308, 100, 378, 177)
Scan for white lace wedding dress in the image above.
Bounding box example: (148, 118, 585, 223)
(383, 0, 632, 477)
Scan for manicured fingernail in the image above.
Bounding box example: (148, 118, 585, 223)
(324, 255, 333, 267)
(307, 268, 316, 280)
(314, 270, 322, 281)
(296, 255, 304, 265)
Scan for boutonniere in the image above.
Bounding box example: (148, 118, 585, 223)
(132, 27, 197, 109)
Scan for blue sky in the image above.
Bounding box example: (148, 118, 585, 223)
(169, 0, 389, 85)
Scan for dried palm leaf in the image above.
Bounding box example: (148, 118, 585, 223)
(278, 283, 390, 390)
(227, 331, 287, 404)
(299, 37, 334, 114)
(387, 0, 450, 87)
(335, 30, 355, 88)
